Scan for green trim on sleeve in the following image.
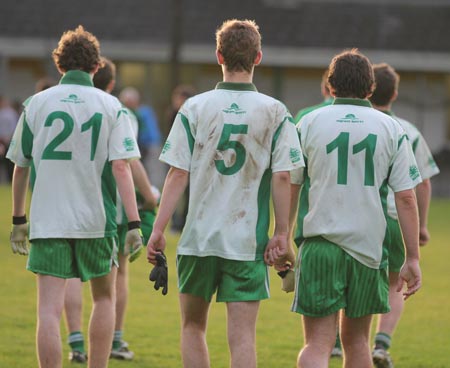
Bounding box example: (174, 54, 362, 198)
(271, 118, 287, 153)
(412, 137, 419, 153)
(398, 134, 409, 149)
(22, 117, 33, 159)
(179, 112, 195, 154)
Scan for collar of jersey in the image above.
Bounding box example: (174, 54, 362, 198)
(333, 98, 372, 108)
(380, 109, 395, 117)
(60, 70, 94, 87)
(215, 82, 257, 92)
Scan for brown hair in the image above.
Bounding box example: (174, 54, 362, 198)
(52, 25, 102, 74)
(327, 49, 375, 99)
(216, 19, 261, 73)
(369, 63, 399, 106)
(93, 57, 116, 91)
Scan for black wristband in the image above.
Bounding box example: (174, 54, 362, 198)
(128, 221, 141, 230)
(12, 215, 27, 225)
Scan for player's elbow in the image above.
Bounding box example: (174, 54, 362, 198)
(395, 189, 417, 210)
(112, 159, 130, 176)
(273, 170, 290, 184)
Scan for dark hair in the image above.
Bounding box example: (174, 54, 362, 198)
(216, 19, 261, 73)
(369, 63, 399, 106)
(93, 57, 116, 91)
(328, 49, 375, 99)
(52, 25, 102, 74)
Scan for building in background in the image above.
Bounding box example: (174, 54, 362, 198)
(0, 0, 449, 194)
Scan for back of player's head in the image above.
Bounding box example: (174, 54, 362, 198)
(93, 57, 116, 92)
(369, 63, 399, 106)
(216, 19, 261, 73)
(119, 87, 140, 109)
(328, 49, 375, 99)
(52, 25, 102, 74)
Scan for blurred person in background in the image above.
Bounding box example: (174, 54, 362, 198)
(0, 95, 19, 182)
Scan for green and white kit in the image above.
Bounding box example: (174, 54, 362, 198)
(385, 112, 440, 220)
(7, 70, 140, 240)
(160, 82, 304, 261)
(292, 98, 422, 269)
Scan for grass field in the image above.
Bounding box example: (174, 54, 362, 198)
(0, 184, 449, 367)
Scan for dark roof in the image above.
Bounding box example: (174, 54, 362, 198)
(1, 0, 449, 53)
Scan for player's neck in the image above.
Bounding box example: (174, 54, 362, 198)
(222, 69, 254, 84)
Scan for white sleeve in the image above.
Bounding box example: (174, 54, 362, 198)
(108, 108, 141, 161)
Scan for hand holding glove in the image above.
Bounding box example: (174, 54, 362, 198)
(10, 216, 29, 255)
(124, 221, 144, 262)
(149, 252, 168, 295)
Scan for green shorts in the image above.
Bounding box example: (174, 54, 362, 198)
(177, 255, 270, 303)
(292, 237, 389, 318)
(387, 217, 405, 273)
(27, 237, 118, 282)
(117, 209, 156, 254)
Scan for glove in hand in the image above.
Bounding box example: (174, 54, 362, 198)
(125, 228, 144, 262)
(277, 268, 295, 293)
(149, 252, 168, 295)
(10, 223, 29, 255)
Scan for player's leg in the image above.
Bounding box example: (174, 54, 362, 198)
(64, 278, 86, 363)
(340, 313, 372, 368)
(75, 237, 118, 368)
(179, 293, 211, 368)
(298, 314, 338, 368)
(217, 258, 269, 368)
(88, 268, 117, 368)
(111, 252, 134, 359)
(292, 238, 348, 367)
(373, 217, 405, 367)
(373, 271, 401, 367)
(177, 255, 218, 368)
(36, 274, 66, 368)
(226, 301, 260, 368)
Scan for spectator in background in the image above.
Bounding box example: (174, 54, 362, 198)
(0, 95, 19, 182)
(165, 84, 196, 233)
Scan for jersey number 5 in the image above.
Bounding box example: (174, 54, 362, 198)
(215, 124, 248, 175)
(326, 132, 377, 186)
(42, 111, 102, 161)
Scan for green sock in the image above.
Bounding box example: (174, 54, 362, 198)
(68, 331, 85, 353)
(375, 332, 391, 350)
(112, 330, 123, 350)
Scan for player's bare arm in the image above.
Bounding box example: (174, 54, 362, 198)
(395, 188, 422, 299)
(130, 159, 157, 211)
(147, 167, 188, 264)
(415, 178, 432, 246)
(264, 171, 293, 269)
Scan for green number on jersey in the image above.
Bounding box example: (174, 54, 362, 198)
(81, 113, 102, 161)
(42, 111, 103, 161)
(215, 124, 248, 175)
(326, 132, 377, 186)
(42, 111, 74, 160)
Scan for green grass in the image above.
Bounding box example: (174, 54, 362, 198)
(0, 184, 449, 367)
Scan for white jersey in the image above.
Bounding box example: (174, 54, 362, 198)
(116, 107, 140, 226)
(292, 98, 421, 269)
(160, 82, 304, 261)
(7, 71, 140, 239)
(385, 113, 440, 219)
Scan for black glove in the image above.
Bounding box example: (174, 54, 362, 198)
(149, 252, 168, 295)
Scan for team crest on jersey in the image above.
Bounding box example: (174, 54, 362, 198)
(162, 140, 171, 154)
(60, 94, 85, 104)
(223, 103, 246, 114)
(290, 148, 302, 163)
(123, 137, 135, 152)
(409, 165, 420, 180)
(336, 114, 364, 123)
